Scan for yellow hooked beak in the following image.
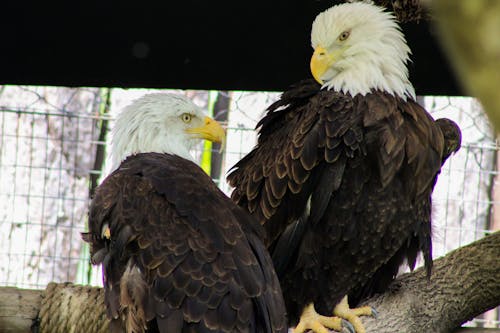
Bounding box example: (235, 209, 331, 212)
(186, 116, 226, 144)
(310, 46, 335, 84)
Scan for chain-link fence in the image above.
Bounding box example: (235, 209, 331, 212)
(0, 86, 498, 328)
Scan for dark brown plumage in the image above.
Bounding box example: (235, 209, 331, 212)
(227, 78, 461, 324)
(82, 152, 287, 333)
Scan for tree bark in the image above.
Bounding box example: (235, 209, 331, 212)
(0, 232, 499, 333)
(0, 288, 41, 333)
(361, 230, 500, 332)
(210, 91, 230, 181)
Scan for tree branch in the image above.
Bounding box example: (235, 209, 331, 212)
(0, 232, 498, 333)
(361, 230, 500, 332)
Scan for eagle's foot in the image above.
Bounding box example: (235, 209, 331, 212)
(332, 296, 377, 333)
(293, 303, 354, 333)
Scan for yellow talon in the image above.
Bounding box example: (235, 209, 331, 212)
(332, 296, 376, 333)
(293, 303, 344, 333)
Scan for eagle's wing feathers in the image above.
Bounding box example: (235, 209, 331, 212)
(86, 153, 286, 333)
(228, 80, 361, 246)
(228, 81, 453, 312)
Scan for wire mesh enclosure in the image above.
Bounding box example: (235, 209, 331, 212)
(0, 86, 498, 328)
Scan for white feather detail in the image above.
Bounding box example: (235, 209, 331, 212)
(311, 2, 416, 100)
(110, 93, 206, 171)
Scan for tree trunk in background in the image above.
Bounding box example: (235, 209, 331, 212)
(0, 87, 103, 287)
(210, 91, 230, 181)
(491, 145, 500, 231)
(482, 145, 500, 326)
(89, 89, 111, 199)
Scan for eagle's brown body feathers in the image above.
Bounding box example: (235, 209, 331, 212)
(227, 79, 461, 324)
(83, 153, 287, 333)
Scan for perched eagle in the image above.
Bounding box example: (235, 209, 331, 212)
(227, 3, 461, 333)
(82, 94, 287, 333)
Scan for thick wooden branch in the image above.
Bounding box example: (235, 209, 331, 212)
(0, 288, 41, 333)
(361, 230, 500, 332)
(0, 231, 499, 333)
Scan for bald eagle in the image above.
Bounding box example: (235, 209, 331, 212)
(227, 3, 461, 333)
(82, 94, 287, 333)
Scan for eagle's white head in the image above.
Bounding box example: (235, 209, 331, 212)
(111, 93, 225, 170)
(310, 2, 416, 100)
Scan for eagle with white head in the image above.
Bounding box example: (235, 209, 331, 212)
(83, 93, 288, 333)
(110, 93, 224, 169)
(310, 2, 415, 100)
(228, 2, 461, 333)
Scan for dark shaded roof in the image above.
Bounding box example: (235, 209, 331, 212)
(1, 0, 461, 95)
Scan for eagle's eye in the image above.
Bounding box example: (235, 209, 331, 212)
(181, 113, 192, 123)
(338, 30, 350, 41)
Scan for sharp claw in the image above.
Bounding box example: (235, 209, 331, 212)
(341, 319, 355, 333)
(371, 307, 378, 318)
